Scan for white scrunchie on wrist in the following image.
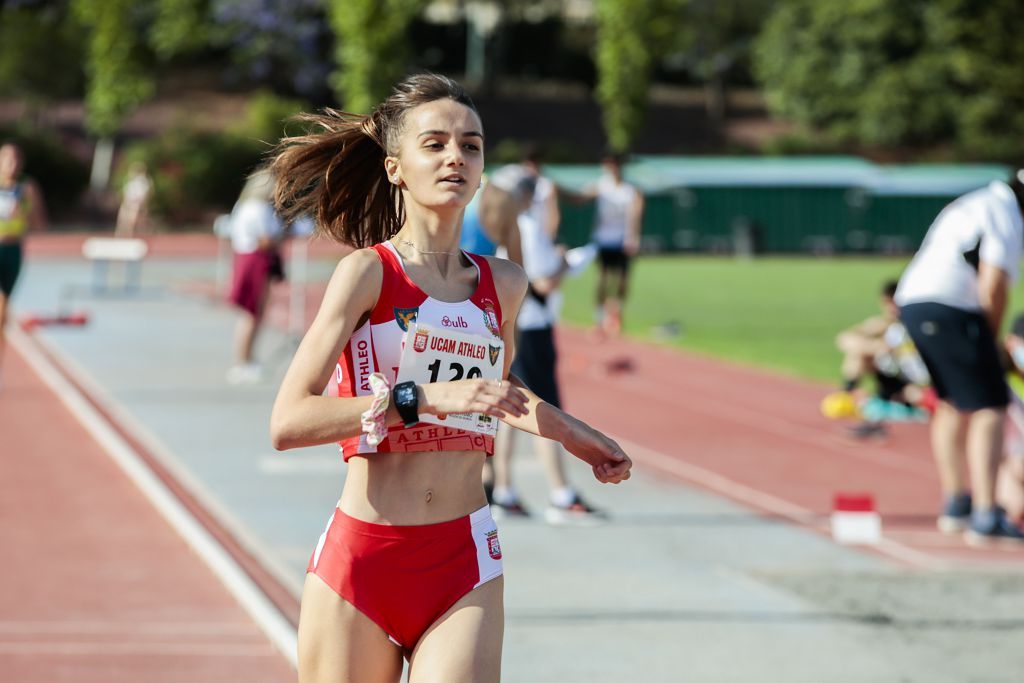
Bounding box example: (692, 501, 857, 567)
(360, 373, 391, 446)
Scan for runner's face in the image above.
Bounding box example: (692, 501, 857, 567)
(387, 99, 484, 211)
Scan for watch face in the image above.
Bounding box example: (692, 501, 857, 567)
(397, 385, 415, 403)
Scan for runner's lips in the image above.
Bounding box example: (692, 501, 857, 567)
(440, 174, 466, 184)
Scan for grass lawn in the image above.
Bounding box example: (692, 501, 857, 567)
(558, 255, 924, 383)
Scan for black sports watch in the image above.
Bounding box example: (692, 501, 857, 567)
(392, 381, 420, 428)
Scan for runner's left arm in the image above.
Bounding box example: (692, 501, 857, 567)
(488, 257, 632, 485)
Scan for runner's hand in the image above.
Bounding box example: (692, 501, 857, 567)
(419, 379, 529, 420)
(562, 418, 632, 484)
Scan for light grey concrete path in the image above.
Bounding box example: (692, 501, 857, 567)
(10, 255, 1024, 682)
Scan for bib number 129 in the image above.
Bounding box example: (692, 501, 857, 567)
(427, 359, 483, 382)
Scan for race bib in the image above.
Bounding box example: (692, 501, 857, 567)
(396, 322, 505, 436)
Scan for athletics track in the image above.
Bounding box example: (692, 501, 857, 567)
(0, 332, 295, 681)
(4, 233, 1022, 681)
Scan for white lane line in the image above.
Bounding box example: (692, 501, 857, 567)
(613, 434, 946, 570)
(16, 324, 304, 600)
(9, 327, 298, 669)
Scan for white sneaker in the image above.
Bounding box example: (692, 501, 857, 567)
(226, 363, 263, 385)
(543, 495, 607, 526)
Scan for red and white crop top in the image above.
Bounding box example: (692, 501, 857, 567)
(335, 242, 504, 461)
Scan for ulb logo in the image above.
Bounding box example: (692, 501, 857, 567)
(413, 329, 429, 353)
(394, 307, 419, 332)
(488, 345, 501, 367)
(441, 315, 468, 329)
(485, 529, 502, 560)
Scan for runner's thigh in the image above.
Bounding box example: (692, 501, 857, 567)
(298, 573, 404, 683)
(408, 576, 504, 683)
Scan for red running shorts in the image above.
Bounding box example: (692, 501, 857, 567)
(307, 504, 503, 650)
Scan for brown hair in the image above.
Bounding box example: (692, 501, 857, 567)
(270, 74, 478, 247)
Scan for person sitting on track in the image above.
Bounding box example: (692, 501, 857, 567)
(822, 279, 932, 437)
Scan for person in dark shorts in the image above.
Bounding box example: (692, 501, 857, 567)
(589, 152, 643, 337)
(0, 143, 47, 389)
(895, 169, 1024, 544)
(489, 208, 604, 524)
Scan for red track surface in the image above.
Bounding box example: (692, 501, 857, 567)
(554, 327, 1024, 568)
(0, 345, 295, 682)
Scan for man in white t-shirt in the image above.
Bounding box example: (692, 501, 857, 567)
(587, 153, 643, 337)
(488, 209, 604, 524)
(895, 171, 1024, 543)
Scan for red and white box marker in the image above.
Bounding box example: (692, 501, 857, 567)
(831, 493, 881, 545)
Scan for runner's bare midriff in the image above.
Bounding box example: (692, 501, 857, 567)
(338, 450, 488, 525)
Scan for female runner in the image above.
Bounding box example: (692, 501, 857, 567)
(269, 73, 632, 682)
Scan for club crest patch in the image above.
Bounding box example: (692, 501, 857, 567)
(481, 299, 500, 337)
(394, 307, 419, 332)
(488, 345, 501, 367)
(413, 328, 429, 353)
(485, 529, 502, 560)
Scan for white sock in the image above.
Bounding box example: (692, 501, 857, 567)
(550, 486, 577, 508)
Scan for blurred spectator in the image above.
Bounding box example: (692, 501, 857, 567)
(490, 200, 603, 523)
(828, 279, 932, 437)
(998, 314, 1024, 523)
(895, 169, 1024, 544)
(115, 162, 153, 238)
(521, 144, 561, 240)
(226, 169, 285, 384)
(458, 164, 531, 266)
(0, 143, 47, 389)
(560, 152, 643, 337)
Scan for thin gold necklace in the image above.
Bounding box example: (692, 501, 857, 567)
(393, 238, 461, 256)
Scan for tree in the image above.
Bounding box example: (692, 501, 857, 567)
(71, 0, 155, 190)
(593, 0, 688, 152)
(936, 0, 1024, 158)
(325, 0, 426, 113)
(593, 0, 655, 152)
(209, 0, 333, 100)
(149, 0, 210, 60)
(754, 0, 1024, 159)
(0, 3, 84, 110)
(659, 0, 775, 125)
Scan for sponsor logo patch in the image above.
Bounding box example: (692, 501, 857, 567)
(394, 307, 419, 332)
(441, 315, 469, 329)
(481, 299, 500, 337)
(488, 345, 501, 367)
(413, 328, 429, 353)
(485, 529, 502, 560)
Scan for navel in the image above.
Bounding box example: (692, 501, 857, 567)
(425, 489, 433, 504)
